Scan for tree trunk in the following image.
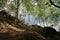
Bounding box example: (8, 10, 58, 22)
(39, 19, 41, 26)
(16, 0, 20, 19)
(42, 19, 45, 27)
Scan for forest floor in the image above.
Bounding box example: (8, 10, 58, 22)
(0, 26, 60, 40)
(0, 11, 60, 40)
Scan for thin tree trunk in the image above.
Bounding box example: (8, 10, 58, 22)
(46, 20, 48, 26)
(4, 0, 11, 14)
(39, 19, 41, 26)
(42, 19, 45, 27)
(16, 0, 20, 19)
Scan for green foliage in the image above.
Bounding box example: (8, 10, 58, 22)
(0, 0, 7, 10)
(0, 0, 60, 26)
(8, 4, 16, 10)
(21, 0, 60, 26)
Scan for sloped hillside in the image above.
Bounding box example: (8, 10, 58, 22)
(0, 11, 60, 40)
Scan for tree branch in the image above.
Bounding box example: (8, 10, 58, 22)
(49, 0, 60, 8)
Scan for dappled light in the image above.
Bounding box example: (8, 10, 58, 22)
(0, 0, 60, 40)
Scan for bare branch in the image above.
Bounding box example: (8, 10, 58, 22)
(49, 0, 60, 8)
